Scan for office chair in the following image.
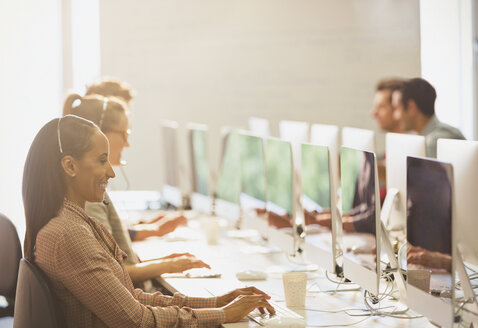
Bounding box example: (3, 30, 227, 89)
(13, 259, 65, 328)
(0, 214, 22, 318)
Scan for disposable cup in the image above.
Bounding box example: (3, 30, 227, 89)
(282, 272, 307, 307)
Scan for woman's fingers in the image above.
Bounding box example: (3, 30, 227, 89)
(234, 286, 271, 299)
(190, 259, 211, 269)
(223, 294, 275, 322)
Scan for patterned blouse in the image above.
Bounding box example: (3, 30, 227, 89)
(34, 199, 225, 327)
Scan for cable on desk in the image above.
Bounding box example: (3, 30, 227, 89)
(465, 263, 478, 274)
(306, 271, 361, 295)
(454, 296, 478, 323)
(324, 270, 356, 286)
(359, 276, 423, 320)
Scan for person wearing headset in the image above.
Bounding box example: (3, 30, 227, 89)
(85, 78, 188, 241)
(25, 115, 274, 327)
(62, 94, 209, 285)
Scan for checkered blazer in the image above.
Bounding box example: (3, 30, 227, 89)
(34, 199, 225, 327)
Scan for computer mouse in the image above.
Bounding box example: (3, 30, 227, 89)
(264, 316, 306, 328)
(236, 270, 268, 281)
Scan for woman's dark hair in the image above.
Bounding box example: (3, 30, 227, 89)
(22, 115, 98, 260)
(62, 93, 128, 134)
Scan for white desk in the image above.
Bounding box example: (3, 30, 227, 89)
(131, 222, 435, 328)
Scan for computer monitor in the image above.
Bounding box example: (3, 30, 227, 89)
(310, 124, 340, 196)
(341, 127, 375, 153)
(385, 133, 425, 232)
(160, 120, 183, 208)
(302, 143, 339, 273)
(264, 137, 296, 254)
(340, 146, 381, 295)
(437, 139, 478, 324)
(239, 132, 268, 236)
(188, 123, 213, 215)
(279, 120, 310, 176)
(406, 156, 454, 328)
(214, 128, 241, 225)
(248, 117, 270, 138)
(279, 119, 310, 148)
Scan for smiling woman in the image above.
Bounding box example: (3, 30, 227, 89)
(61, 90, 212, 287)
(22, 117, 274, 327)
(22, 115, 102, 261)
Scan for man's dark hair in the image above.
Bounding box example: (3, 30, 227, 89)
(401, 78, 436, 117)
(375, 78, 405, 103)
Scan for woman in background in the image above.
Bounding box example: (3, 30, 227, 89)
(62, 94, 208, 285)
(85, 77, 134, 103)
(24, 115, 274, 327)
(85, 77, 184, 238)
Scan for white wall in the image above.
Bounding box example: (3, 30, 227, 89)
(70, 0, 101, 93)
(0, 1, 64, 239)
(62, 0, 101, 94)
(420, 0, 475, 140)
(99, 0, 421, 190)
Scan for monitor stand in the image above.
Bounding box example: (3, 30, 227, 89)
(380, 189, 406, 302)
(455, 249, 478, 326)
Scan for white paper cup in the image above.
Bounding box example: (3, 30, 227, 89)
(407, 269, 431, 293)
(282, 272, 307, 307)
(202, 218, 220, 245)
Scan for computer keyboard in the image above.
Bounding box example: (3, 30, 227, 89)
(248, 300, 304, 326)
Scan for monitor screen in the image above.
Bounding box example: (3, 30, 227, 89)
(239, 134, 267, 205)
(161, 123, 179, 187)
(191, 128, 209, 196)
(216, 131, 241, 204)
(302, 143, 337, 272)
(238, 133, 269, 234)
(406, 157, 452, 282)
(302, 143, 331, 214)
(265, 138, 293, 229)
(340, 147, 379, 280)
(405, 156, 454, 327)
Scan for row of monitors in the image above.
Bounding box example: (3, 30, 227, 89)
(161, 121, 478, 328)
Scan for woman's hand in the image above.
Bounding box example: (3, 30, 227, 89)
(155, 215, 188, 236)
(159, 252, 194, 260)
(141, 253, 194, 262)
(137, 213, 165, 225)
(222, 294, 275, 323)
(216, 286, 271, 307)
(133, 215, 188, 241)
(163, 255, 211, 274)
